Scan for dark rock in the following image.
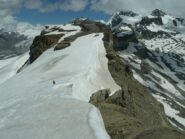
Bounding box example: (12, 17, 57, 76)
(136, 27, 169, 39)
(113, 32, 138, 51)
(106, 90, 126, 107)
(119, 11, 138, 17)
(173, 20, 177, 26)
(30, 34, 63, 63)
(176, 18, 184, 24)
(151, 9, 166, 17)
(90, 89, 111, 104)
(134, 46, 149, 59)
(110, 14, 123, 28)
(55, 42, 70, 50)
(141, 60, 152, 74)
(140, 16, 163, 26)
(106, 52, 117, 60)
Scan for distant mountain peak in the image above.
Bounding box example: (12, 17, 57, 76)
(151, 9, 166, 17)
(117, 10, 138, 17)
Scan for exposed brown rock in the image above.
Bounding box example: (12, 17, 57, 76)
(90, 89, 111, 104)
(30, 34, 63, 63)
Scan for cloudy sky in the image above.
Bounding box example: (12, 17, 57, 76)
(0, 0, 185, 26)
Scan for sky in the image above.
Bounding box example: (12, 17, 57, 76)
(0, 0, 185, 29)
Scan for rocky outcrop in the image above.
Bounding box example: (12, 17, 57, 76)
(119, 11, 138, 17)
(29, 34, 63, 63)
(151, 9, 166, 17)
(73, 18, 108, 33)
(90, 89, 111, 104)
(176, 18, 184, 24)
(135, 25, 172, 40)
(90, 88, 185, 139)
(140, 16, 163, 26)
(54, 32, 88, 50)
(113, 32, 138, 51)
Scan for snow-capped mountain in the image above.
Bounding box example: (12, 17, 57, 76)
(0, 12, 185, 139)
(0, 24, 42, 60)
(108, 9, 185, 130)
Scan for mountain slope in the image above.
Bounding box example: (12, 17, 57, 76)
(0, 25, 42, 60)
(108, 9, 185, 130)
(0, 24, 120, 139)
(0, 16, 185, 139)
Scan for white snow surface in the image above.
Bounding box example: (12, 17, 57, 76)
(153, 94, 185, 129)
(0, 52, 29, 85)
(0, 33, 120, 139)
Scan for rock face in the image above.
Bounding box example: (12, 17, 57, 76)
(29, 34, 63, 63)
(90, 89, 185, 139)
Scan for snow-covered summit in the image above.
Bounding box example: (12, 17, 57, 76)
(108, 10, 141, 28)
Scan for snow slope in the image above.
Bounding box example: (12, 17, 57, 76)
(0, 33, 120, 139)
(0, 52, 29, 85)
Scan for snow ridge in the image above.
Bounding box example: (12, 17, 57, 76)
(0, 28, 120, 138)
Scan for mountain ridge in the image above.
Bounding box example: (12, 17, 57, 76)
(108, 9, 185, 131)
(0, 9, 185, 139)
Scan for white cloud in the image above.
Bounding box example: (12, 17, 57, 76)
(0, 0, 43, 34)
(24, 0, 89, 13)
(0, 0, 90, 28)
(24, 0, 43, 10)
(40, 3, 59, 13)
(91, 0, 185, 17)
(0, 0, 22, 16)
(0, 0, 185, 28)
(60, 0, 88, 11)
